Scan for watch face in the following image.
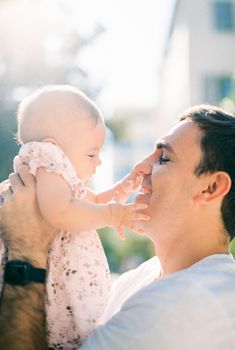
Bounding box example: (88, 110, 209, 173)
(5, 262, 30, 285)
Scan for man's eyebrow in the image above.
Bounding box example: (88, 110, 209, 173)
(155, 141, 175, 154)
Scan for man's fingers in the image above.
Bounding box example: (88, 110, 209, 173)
(17, 166, 36, 188)
(1, 187, 13, 199)
(8, 167, 35, 197)
(8, 172, 24, 191)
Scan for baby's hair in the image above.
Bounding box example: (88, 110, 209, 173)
(17, 85, 103, 144)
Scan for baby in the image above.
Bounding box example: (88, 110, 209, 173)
(0, 85, 148, 349)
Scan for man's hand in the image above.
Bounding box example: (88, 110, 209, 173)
(0, 166, 57, 267)
(0, 166, 53, 349)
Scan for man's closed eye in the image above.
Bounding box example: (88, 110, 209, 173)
(159, 155, 170, 165)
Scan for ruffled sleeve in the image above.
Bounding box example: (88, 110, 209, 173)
(13, 142, 86, 199)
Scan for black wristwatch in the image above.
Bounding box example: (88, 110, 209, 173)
(4, 260, 46, 285)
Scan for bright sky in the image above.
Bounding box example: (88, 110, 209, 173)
(71, 0, 175, 110)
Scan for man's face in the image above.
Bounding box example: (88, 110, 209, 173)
(135, 120, 203, 242)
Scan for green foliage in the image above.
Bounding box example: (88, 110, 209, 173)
(229, 237, 235, 259)
(0, 107, 19, 181)
(99, 227, 155, 273)
(221, 74, 235, 114)
(105, 118, 128, 142)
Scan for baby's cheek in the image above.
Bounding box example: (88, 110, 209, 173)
(74, 165, 84, 180)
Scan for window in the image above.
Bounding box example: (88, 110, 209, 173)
(213, 1, 235, 31)
(219, 77, 233, 97)
(204, 75, 233, 104)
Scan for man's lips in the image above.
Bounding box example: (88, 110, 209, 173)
(140, 187, 152, 194)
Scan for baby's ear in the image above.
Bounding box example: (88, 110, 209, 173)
(194, 171, 231, 205)
(42, 138, 57, 145)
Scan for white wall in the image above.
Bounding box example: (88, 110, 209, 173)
(157, 0, 235, 132)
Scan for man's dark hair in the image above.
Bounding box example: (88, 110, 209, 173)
(179, 104, 235, 241)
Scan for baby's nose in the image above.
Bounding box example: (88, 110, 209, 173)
(96, 156, 102, 166)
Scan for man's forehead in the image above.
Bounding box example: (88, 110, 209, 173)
(155, 121, 202, 153)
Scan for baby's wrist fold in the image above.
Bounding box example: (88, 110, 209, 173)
(107, 202, 122, 228)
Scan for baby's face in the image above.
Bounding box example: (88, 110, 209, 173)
(64, 116, 105, 183)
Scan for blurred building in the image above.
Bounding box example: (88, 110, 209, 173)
(157, 0, 235, 134)
(112, 106, 156, 182)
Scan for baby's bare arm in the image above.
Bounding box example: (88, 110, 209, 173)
(93, 173, 143, 204)
(36, 169, 148, 232)
(36, 169, 110, 230)
(83, 183, 127, 204)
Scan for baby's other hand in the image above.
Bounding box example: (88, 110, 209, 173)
(109, 202, 149, 239)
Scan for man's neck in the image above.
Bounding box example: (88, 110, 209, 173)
(154, 231, 229, 276)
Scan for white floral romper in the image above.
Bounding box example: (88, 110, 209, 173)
(0, 142, 111, 349)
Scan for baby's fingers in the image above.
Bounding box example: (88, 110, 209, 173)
(113, 191, 120, 202)
(130, 226, 145, 234)
(130, 212, 150, 221)
(128, 203, 148, 211)
(116, 226, 126, 240)
(125, 175, 143, 191)
(126, 203, 149, 221)
(132, 175, 143, 187)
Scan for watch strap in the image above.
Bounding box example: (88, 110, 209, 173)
(28, 265, 46, 283)
(4, 260, 47, 285)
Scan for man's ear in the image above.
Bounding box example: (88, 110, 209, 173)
(194, 171, 231, 204)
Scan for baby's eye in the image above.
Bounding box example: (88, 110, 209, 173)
(159, 155, 170, 165)
(88, 154, 95, 158)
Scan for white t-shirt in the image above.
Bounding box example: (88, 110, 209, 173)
(81, 254, 235, 350)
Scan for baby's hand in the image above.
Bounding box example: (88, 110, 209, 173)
(109, 202, 149, 239)
(114, 172, 143, 204)
(120, 172, 143, 195)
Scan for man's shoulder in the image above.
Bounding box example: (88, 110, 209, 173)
(126, 254, 235, 310)
(114, 254, 235, 347)
(83, 255, 235, 350)
(110, 256, 161, 300)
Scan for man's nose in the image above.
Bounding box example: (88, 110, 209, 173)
(134, 155, 153, 176)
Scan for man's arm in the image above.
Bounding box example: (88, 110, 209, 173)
(0, 276, 47, 350)
(0, 167, 56, 350)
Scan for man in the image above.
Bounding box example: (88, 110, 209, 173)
(1, 104, 235, 350)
